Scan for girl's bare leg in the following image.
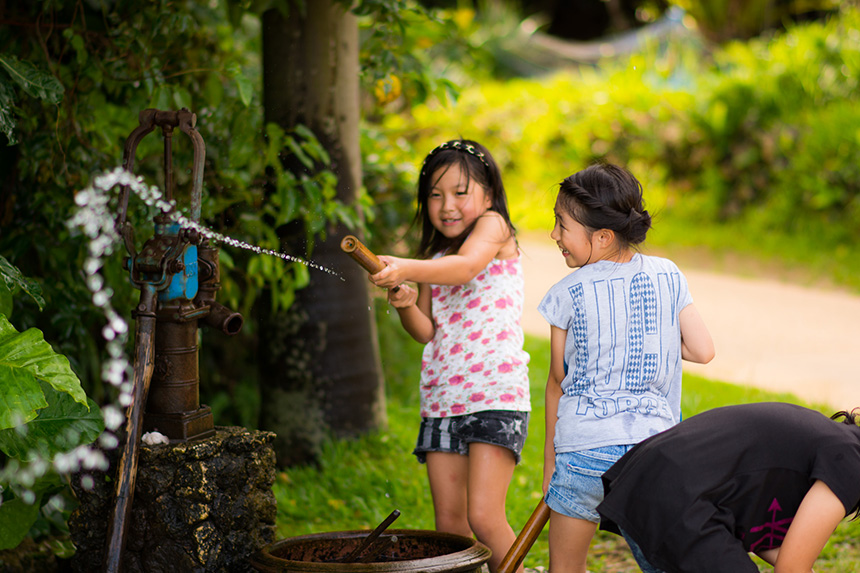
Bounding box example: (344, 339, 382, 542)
(548, 510, 597, 573)
(426, 451, 472, 537)
(467, 443, 521, 573)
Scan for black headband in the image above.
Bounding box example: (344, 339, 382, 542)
(421, 140, 490, 175)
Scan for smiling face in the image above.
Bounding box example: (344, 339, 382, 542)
(426, 163, 493, 238)
(550, 198, 595, 268)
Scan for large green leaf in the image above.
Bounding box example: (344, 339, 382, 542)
(0, 494, 42, 551)
(0, 315, 87, 430)
(0, 363, 47, 429)
(0, 54, 64, 105)
(0, 385, 103, 461)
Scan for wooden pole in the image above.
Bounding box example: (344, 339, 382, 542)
(103, 286, 157, 572)
(497, 499, 551, 573)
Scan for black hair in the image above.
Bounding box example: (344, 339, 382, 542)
(831, 408, 860, 519)
(414, 139, 516, 258)
(556, 161, 652, 250)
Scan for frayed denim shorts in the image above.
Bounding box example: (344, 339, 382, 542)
(545, 445, 634, 523)
(413, 410, 529, 464)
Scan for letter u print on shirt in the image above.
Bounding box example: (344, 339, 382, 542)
(565, 271, 683, 397)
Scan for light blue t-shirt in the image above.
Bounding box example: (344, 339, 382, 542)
(538, 253, 693, 453)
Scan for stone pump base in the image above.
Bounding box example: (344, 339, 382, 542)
(69, 426, 277, 573)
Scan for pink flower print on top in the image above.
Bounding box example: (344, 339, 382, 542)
(420, 255, 529, 417)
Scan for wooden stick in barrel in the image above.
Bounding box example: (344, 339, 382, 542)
(497, 499, 551, 573)
(340, 235, 399, 292)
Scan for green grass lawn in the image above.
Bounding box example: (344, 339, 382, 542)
(273, 322, 860, 571)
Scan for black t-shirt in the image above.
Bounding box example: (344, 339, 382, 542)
(597, 402, 860, 573)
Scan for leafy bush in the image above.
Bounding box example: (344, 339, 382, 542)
(0, 257, 104, 553)
(671, 0, 840, 42)
(372, 5, 860, 289)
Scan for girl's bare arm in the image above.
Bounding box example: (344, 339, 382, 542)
(370, 212, 513, 288)
(679, 303, 715, 363)
(543, 325, 567, 495)
(769, 479, 845, 573)
(390, 283, 435, 344)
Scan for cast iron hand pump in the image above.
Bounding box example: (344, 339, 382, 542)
(104, 108, 243, 572)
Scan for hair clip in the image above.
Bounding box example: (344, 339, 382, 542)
(421, 140, 490, 175)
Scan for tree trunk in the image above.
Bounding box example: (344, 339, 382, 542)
(258, 1, 386, 467)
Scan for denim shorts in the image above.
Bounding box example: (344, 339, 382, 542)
(545, 445, 634, 522)
(413, 410, 530, 464)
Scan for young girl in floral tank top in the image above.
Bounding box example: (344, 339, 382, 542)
(370, 139, 530, 573)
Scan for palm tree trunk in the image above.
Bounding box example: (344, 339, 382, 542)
(258, 1, 386, 466)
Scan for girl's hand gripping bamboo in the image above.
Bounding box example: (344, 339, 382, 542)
(340, 235, 400, 292)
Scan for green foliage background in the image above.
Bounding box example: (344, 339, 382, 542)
(1, 0, 860, 564)
(373, 4, 860, 290)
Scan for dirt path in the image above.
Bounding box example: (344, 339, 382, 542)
(519, 237, 860, 411)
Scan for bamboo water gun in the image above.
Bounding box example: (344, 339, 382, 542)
(340, 235, 399, 292)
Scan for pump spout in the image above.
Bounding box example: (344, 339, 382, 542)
(202, 300, 243, 335)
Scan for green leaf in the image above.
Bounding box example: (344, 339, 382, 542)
(0, 494, 42, 551)
(0, 54, 64, 105)
(150, 85, 172, 110)
(0, 386, 103, 461)
(0, 255, 45, 310)
(0, 78, 18, 145)
(0, 363, 47, 429)
(0, 284, 11, 318)
(235, 74, 253, 107)
(284, 136, 314, 170)
(0, 315, 87, 431)
(172, 85, 192, 110)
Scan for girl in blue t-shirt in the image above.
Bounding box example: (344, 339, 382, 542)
(537, 162, 715, 573)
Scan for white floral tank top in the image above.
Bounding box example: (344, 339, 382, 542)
(420, 254, 531, 417)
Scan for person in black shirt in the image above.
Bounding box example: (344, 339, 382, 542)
(597, 402, 860, 573)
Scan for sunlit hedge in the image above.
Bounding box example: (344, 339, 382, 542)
(368, 6, 859, 285)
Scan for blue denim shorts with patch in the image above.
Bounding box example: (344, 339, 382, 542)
(545, 445, 634, 523)
(413, 410, 530, 464)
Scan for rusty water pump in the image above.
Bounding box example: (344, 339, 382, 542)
(104, 108, 243, 572)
